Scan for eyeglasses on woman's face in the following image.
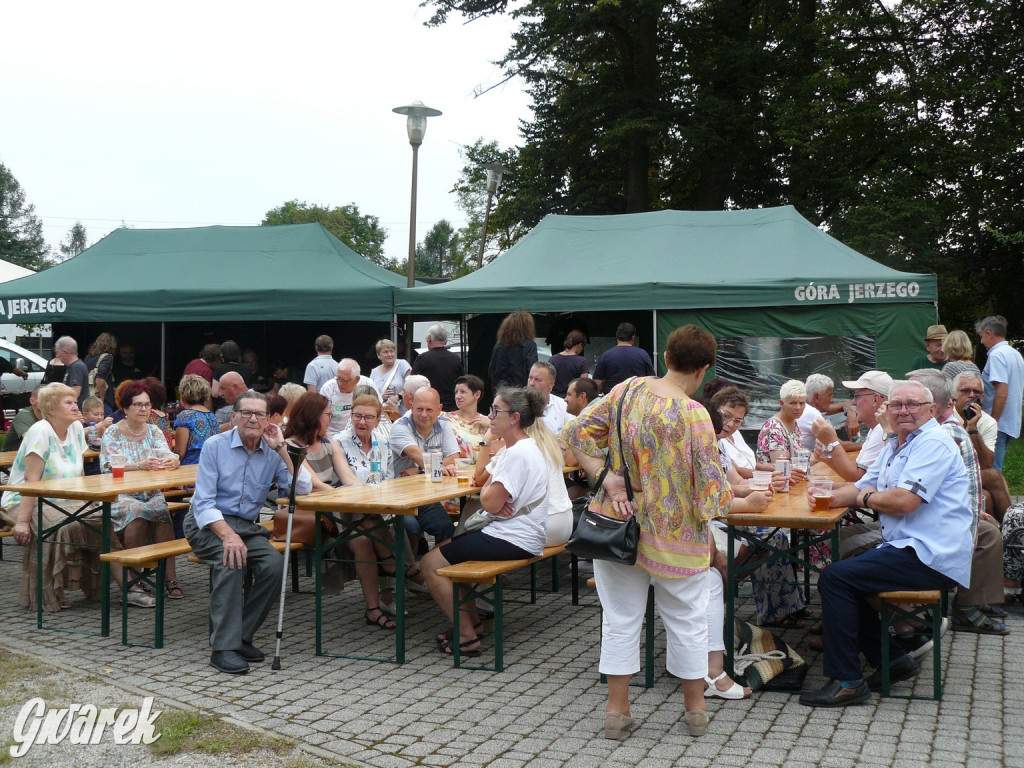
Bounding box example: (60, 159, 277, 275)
(351, 412, 378, 423)
(489, 406, 512, 418)
(131, 401, 152, 410)
(718, 410, 744, 427)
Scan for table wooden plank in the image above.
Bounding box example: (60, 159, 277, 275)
(726, 479, 846, 528)
(290, 474, 480, 514)
(0, 465, 198, 501)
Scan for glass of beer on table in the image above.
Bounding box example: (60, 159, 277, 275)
(809, 478, 833, 511)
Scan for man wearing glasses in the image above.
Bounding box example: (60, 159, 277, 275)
(949, 372, 1012, 522)
(184, 390, 312, 675)
(319, 359, 376, 439)
(800, 380, 972, 707)
(811, 370, 893, 482)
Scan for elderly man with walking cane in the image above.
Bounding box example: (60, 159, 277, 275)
(184, 390, 312, 674)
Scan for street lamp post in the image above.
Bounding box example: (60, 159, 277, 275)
(393, 100, 441, 360)
(476, 162, 508, 269)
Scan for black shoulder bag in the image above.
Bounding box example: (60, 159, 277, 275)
(567, 380, 640, 565)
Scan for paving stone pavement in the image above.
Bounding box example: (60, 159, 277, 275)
(0, 543, 1021, 768)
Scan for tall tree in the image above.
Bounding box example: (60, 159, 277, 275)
(414, 220, 469, 280)
(451, 139, 519, 267)
(426, 0, 1024, 331)
(262, 200, 390, 267)
(57, 221, 88, 262)
(0, 162, 51, 271)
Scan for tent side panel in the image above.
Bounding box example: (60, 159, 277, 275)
(656, 303, 937, 380)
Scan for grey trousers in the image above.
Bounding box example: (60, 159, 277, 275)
(184, 511, 283, 651)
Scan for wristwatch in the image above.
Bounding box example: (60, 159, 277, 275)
(968, 429, 980, 435)
(861, 491, 875, 509)
(823, 440, 840, 458)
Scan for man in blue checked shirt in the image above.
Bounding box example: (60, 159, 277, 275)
(184, 390, 311, 675)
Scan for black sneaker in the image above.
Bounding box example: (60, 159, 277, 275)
(894, 632, 933, 660)
(799, 680, 871, 708)
(867, 654, 921, 691)
(210, 650, 250, 674)
(236, 641, 265, 663)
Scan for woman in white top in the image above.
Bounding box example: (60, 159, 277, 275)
(712, 386, 774, 478)
(421, 387, 550, 657)
(370, 338, 411, 419)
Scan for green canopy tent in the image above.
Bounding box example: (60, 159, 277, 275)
(394, 206, 938, 381)
(0, 224, 409, 380)
(0, 223, 405, 322)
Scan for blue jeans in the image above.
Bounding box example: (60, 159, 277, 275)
(820, 544, 953, 681)
(994, 431, 1013, 471)
(402, 502, 454, 543)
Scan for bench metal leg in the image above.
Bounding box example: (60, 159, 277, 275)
(880, 596, 942, 700)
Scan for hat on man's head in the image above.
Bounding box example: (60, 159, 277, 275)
(842, 371, 894, 398)
(925, 324, 948, 341)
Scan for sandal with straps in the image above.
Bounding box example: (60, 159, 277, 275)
(952, 605, 1009, 635)
(436, 635, 481, 657)
(436, 624, 486, 644)
(364, 606, 397, 630)
(165, 580, 185, 600)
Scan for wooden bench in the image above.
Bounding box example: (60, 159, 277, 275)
(435, 544, 568, 670)
(166, 501, 190, 514)
(0, 528, 12, 561)
(878, 589, 943, 700)
(98, 520, 298, 649)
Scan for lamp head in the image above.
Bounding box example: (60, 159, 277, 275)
(392, 101, 442, 147)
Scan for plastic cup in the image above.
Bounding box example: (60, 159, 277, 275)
(792, 448, 811, 475)
(110, 453, 126, 479)
(809, 478, 833, 511)
(750, 470, 772, 491)
(456, 459, 474, 486)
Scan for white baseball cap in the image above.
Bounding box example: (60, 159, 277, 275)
(841, 371, 893, 398)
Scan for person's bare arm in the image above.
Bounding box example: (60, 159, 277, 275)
(11, 454, 45, 546)
(991, 382, 1009, 422)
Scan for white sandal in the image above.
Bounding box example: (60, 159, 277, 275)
(703, 671, 749, 699)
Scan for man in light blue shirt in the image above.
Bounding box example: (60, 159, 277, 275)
(184, 391, 312, 675)
(389, 387, 458, 544)
(976, 314, 1024, 470)
(800, 380, 972, 708)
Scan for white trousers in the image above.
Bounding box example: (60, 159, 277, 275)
(594, 560, 709, 680)
(707, 567, 725, 653)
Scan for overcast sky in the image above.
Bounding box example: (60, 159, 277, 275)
(1, 1, 530, 265)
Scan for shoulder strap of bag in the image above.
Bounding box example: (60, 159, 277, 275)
(381, 363, 400, 394)
(616, 379, 635, 503)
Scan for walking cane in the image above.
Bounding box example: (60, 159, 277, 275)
(271, 441, 307, 670)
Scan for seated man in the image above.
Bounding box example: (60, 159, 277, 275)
(949, 372, 1012, 522)
(799, 380, 973, 707)
(215, 371, 248, 430)
(389, 387, 457, 546)
(184, 391, 311, 675)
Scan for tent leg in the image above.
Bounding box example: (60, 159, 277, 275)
(651, 310, 658, 375)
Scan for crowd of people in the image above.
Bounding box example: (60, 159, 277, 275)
(2, 313, 1021, 732)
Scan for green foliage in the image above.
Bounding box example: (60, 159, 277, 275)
(57, 221, 88, 262)
(414, 219, 472, 279)
(262, 200, 392, 268)
(1002, 437, 1024, 496)
(424, 0, 1024, 332)
(451, 139, 520, 268)
(0, 162, 52, 271)
(149, 709, 292, 756)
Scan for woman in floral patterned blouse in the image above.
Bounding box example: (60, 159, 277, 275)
(565, 325, 732, 741)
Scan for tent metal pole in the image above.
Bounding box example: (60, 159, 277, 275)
(160, 322, 166, 383)
(391, 314, 398, 346)
(652, 310, 659, 376)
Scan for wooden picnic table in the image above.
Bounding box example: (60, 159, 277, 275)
(723, 463, 849, 677)
(0, 464, 198, 636)
(289, 473, 481, 663)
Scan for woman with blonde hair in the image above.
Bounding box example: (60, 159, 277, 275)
(371, 338, 411, 418)
(174, 374, 218, 465)
(941, 330, 982, 381)
(488, 311, 538, 390)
